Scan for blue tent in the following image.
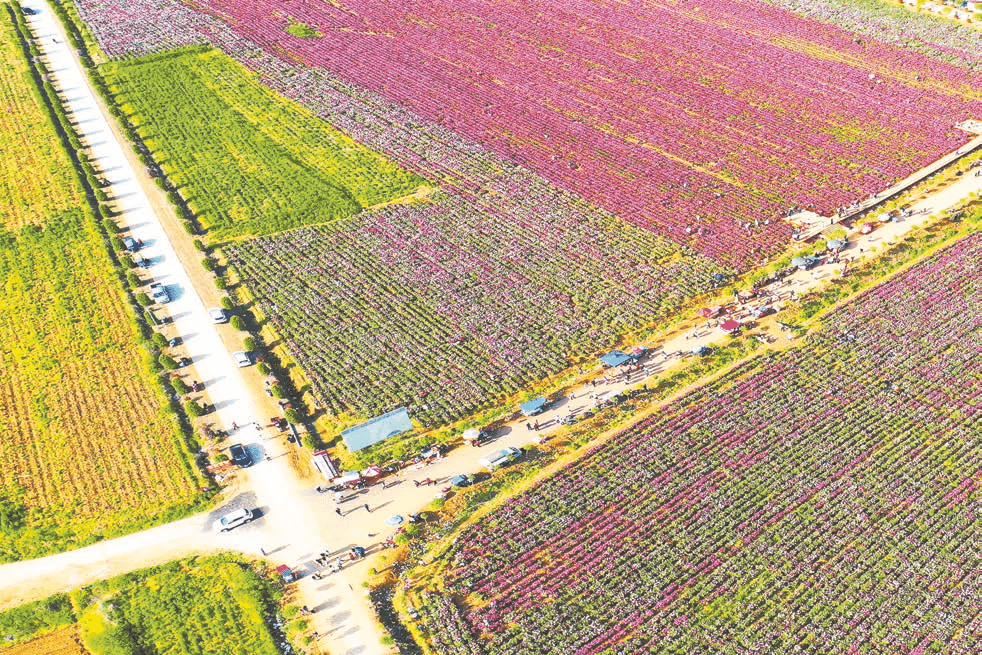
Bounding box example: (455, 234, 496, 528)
(519, 397, 548, 416)
(341, 407, 413, 452)
(599, 349, 634, 368)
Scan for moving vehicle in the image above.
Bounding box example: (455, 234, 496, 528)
(214, 507, 253, 532)
(209, 308, 229, 323)
(479, 446, 523, 471)
(232, 351, 252, 367)
(450, 474, 475, 487)
(229, 443, 251, 467)
(149, 282, 169, 303)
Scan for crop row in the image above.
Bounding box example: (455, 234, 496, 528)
(227, 192, 725, 425)
(102, 48, 425, 240)
(0, 214, 202, 560)
(75, 0, 982, 267)
(0, 13, 82, 229)
(413, 232, 982, 653)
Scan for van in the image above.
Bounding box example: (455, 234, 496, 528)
(479, 446, 522, 471)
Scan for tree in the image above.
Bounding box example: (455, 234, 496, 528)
(230, 316, 246, 331)
(182, 222, 196, 235)
(201, 258, 215, 272)
(158, 354, 178, 370)
(126, 272, 141, 288)
(110, 235, 125, 252)
(214, 277, 227, 290)
(193, 239, 207, 252)
(101, 219, 117, 233)
(256, 362, 271, 376)
(152, 332, 168, 348)
(220, 297, 234, 311)
(170, 377, 191, 395)
(270, 383, 285, 399)
(136, 292, 152, 307)
(184, 400, 205, 418)
(243, 336, 257, 352)
(284, 408, 301, 424)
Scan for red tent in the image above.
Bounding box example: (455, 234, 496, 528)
(697, 306, 722, 318)
(720, 319, 741, 333)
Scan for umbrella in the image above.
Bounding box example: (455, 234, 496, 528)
(827, 239, 847, 250)
(385, 515, 405, 526)
(720, 319, 741, 333)
(362, 465, 382, 478)
(697, 307, 714, 318)
(462, 428, 480, 442)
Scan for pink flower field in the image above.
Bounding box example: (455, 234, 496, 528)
(415, 231, 982, 653)
(78, 0, 982, 267)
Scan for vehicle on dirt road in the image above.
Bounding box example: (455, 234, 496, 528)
(450, 474, 476, 487)
(214, 507, 253, 532)
(149, 282, 169, 304)
(209, 308, 229, 323)
(479, 446, 523, 471)
(232, 350, 252, 367)
(229, 443, 251, 467)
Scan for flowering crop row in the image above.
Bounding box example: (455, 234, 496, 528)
(226, 192, 725, 425)
(74, 0, 982, 267)
(413, 232, 982, 653)
(762, 0, 982, 69)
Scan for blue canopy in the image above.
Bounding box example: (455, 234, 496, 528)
(599, 349, 634, 368)
(341, 407, 413, 452)
(519, 397, 548, 416)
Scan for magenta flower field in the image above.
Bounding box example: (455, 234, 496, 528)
(228, 193, 723, 424)
(77, 0, 982, 267)
(414, 232, 982, 653)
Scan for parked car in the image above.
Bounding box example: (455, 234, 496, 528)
(229, 443, 250, 467)
(450, 474, 476, 488)
(479, 446, 523, 471)
(232, 351, 252, 367)
(123, 236, 138, 251)
(133, 254, 150, 268)
(209, 308, 229, 323)
(214, 507, 253, 532)
(149, 282, 169, 304)
(168, 336, 182, 347)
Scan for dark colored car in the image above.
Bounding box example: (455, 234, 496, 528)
(229, 444, 251, 467)
(450, 474, 476, 488)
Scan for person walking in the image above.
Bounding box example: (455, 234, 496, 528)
(335, 508, 343, 517)
(363, 503, 371, 513)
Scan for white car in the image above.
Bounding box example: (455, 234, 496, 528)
(479, 446, 523, 471)
(209, 308, 229, 323)
(231, 351, 252, 367)
(214, 507, 253, 532)
(149, 282, 169, 304)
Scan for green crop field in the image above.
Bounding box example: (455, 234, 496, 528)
(0, 12, 83, 229)
(77, 557, 281, 655)
(0, 9, 205, 561)
(103, 47, 427, 240)
(0, 557, 281, 655)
